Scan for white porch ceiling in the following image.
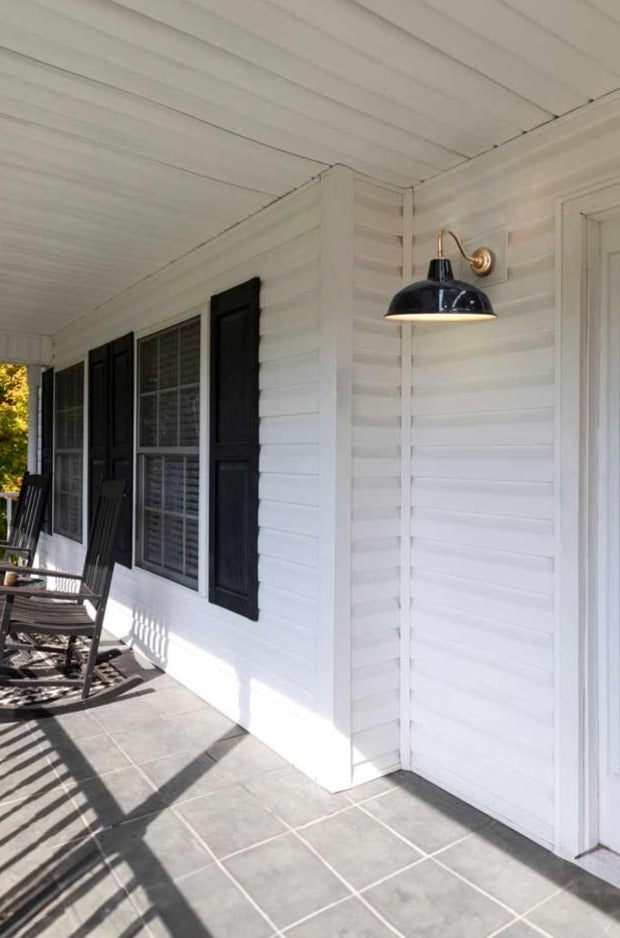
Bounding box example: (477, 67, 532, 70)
(2, 0, 620, 339)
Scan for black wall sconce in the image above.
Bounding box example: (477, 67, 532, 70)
(385, 229, 496, 322)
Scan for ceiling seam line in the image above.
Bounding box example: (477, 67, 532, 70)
(0, 42, 468, 169)
(348, 0, 581, 117)
(0, 109, 283, 198)
(0, 43, 331, 172)
(250, 0, 553, 124)
(102, 0, 479, 156)
(51, 166, 329, 336)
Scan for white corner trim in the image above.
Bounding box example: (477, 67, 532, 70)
(82, 353, 89, 548)
(555, 178, 620, 858)
(399, 187, 414, 771)
(316, 165, 355, 791)
(26, 365, 41, 474)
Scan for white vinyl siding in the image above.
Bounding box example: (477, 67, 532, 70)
(350, 177, 404, 784)
(44, 179, 324, 782)
(0, 333, 51, 366)
(407, 119, 568, 849)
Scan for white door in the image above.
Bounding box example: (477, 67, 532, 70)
(598, 217, 620, 854)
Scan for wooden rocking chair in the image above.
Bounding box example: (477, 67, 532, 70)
(0, 472, 51, 568)
(0, 480, 139, 707)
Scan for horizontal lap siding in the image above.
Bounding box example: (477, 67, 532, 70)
(351, 177, 403, 783)
(410, 198, 556, 845)
(50, 182, 322, 732)
(0, 331, 51, 364)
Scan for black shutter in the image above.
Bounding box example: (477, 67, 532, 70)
(41, 367, 54, 534)
(209, 278, 260, 620)
(110, 333, 134, 568)
(88, 333, 134, 567)
(88, 343, 109, 536)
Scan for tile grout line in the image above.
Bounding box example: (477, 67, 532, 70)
(172, 807, 286, 938)
(516, 885, 567, 938)
(220, 802, 366, 862)
(13, 724, 72, 801)
(79, 719, 204, 938)
(342, 783, 409, 808)
(484, 919, 520, 938)
(45, 709, 564, 938)
(219, 829, 291, 862)
(276, 894, 354, 935)
(58, 805, 156, 937)
(348, 786, 576, 938)
(10, 696, 276, 934)
(353, 800, 432, 858)
(288, 822, 411, 938)
(430, 825, 492, 857)
(294, 801, 377, 831)
(0, 766, 71, 809)
(94, 718, 521, 938)
(215, 796, 426, 867)
(61, 797, 158, 937)
(518, 922, 556, 938)
(0, 722, 104, 927)
(485, 911, 555, 938)
(432, 854, 533, 920)
(357, 856, 428, 894)
(350, 799, 558, 929)
(95, 719, 286, 937)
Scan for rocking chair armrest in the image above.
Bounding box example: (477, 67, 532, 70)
(0, 565, 83, 579)
(0, 545, 29, 555)
(0, 585, 101, 601)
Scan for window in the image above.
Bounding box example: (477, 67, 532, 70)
(209, 278, 260, 620)
(54, 363, 84, 542)
(137, 317, 200, 588)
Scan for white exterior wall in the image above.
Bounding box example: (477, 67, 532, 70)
(39, 178, 338, 784)
(38, 164, 409, 792)
(408, 94, 620, 849)
(33, 90, 620, 843)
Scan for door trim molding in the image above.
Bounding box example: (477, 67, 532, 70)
(556, 180, 620, 857)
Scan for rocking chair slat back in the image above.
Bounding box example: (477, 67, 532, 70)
(4, 473, 51, 565)
(8, 470, 29, 539)
(81, 480, 124, 607)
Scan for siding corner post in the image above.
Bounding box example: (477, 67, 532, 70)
(317, 166, 355, 791)
(399, 187, 414, 771)
(26, 364, 42, 473)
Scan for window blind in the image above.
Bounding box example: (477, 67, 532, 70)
(54, 363, 84, 542)
(137, 317, 200, 588)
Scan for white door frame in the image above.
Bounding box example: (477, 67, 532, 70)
(556, 179, 620, 857)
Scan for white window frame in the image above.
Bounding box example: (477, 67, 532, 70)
(53, 361, 85, 543)
(135, 315, 201, 590)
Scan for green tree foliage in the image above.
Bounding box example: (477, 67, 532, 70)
(0, 364, 28, 492)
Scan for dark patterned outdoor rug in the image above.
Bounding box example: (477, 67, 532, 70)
(0, 632, 142, 717)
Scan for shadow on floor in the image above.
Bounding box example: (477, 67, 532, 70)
(0, 656, 243, 938)
(1, 642, 620, 938)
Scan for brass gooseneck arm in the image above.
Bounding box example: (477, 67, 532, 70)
(437, 229, 494, 276)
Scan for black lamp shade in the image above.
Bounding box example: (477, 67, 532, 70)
(385, 258, 495, 322)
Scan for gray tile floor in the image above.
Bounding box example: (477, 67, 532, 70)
(2, 641, 620, 937)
